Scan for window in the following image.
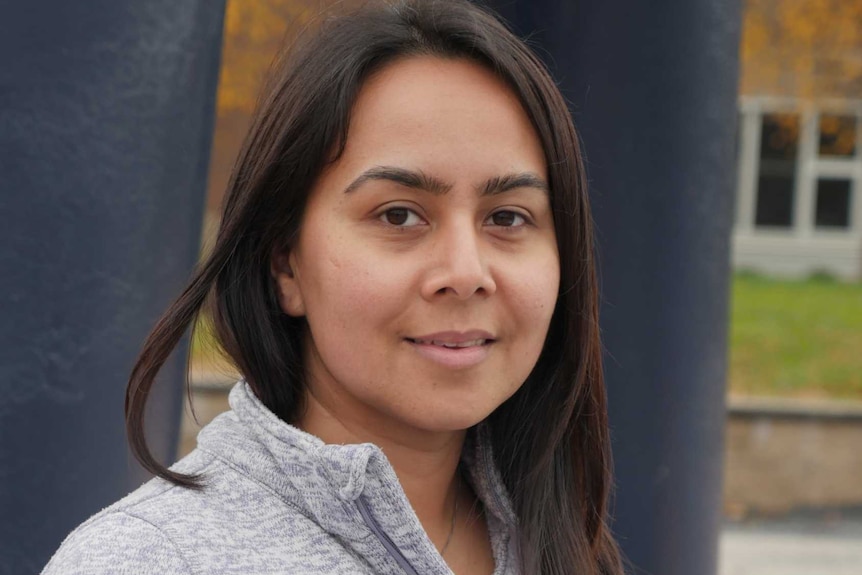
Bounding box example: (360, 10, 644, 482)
(815, 178, 852, 228)
(818, 114, 856, 158)
(736, 99, 861, 236)
(755, 113, 798, 228)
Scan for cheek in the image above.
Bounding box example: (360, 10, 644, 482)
(512, 251, 560, 321)
(513, 265, 560, 371)
(299, 234, 411, 330)
(526, 271, 559, 314)
(509, 256, 560, 367)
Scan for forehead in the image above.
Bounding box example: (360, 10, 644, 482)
(336, 55, 546, 180)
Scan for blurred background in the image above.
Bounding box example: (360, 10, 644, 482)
(2, 0, 860, 574)
(192, 0, 862, 573)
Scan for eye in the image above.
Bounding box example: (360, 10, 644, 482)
(486, 210, 527, 227)
(380, 206, 425, 227)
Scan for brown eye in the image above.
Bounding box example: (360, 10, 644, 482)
(489, 210, 525, 227)
(385, 208, 409, 225)
(380, 207, 423, 226)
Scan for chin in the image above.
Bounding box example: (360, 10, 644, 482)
(402, 397, 504, 433)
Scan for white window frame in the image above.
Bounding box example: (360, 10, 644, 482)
(736, 97, 862, 238)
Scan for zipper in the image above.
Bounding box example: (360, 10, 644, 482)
(356, 496, 421, 575)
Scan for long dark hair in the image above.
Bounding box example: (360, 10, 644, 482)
(126, 1, 622, 573)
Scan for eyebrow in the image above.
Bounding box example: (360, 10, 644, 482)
(343, 165, 549, 196)
(480, 173, 550, 196)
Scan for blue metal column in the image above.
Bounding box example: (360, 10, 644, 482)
(0, 2, 225, 571)
(487, 1, 741, 573)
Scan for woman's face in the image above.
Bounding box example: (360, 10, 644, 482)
(273, 56, 559, 438)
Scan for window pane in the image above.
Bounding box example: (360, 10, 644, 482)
(755, 113, 799, 228)
(815, 178, 852, 228)
(760, 113, 799, 160)
(818, 114, 856, 157)
(755, 176, 795, 227)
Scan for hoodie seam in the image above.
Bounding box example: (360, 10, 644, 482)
(198, 446, 357, 531)
(114, 510, 199, 575)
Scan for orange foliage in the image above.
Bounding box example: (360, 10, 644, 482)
(764, 113, 801, 158)
(740, 0, 862, 98)
(819, 114, 857, 156)
(216, 0, 315, 115)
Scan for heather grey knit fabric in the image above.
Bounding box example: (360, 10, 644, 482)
(42, 382, 520, 574)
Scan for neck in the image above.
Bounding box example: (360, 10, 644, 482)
(298, 388, 464, 548)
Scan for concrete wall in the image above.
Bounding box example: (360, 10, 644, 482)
(724, 396, 862, 517)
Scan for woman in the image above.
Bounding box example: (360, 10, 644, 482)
(44, 1, 623, 573)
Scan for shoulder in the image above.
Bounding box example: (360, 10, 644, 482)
(41, 451, 216, 575)
(42, 510, 193, 575)
(42, 449, 340, 575)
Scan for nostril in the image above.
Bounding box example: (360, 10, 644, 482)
(420, 251, 496, 300)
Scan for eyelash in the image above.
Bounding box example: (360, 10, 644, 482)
(377, 206, 531, 228)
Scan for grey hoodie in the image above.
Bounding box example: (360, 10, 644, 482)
(42, 382, 520, 574)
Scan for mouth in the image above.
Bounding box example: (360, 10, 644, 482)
(405, 337, 493, 349)
(404, 333, 494, 369)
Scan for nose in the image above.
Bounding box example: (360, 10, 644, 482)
(420, 221, 497, 300)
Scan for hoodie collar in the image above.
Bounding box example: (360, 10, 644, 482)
(197, 382, 518, 559)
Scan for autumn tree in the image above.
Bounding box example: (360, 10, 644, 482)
(741, 0, 862, 98)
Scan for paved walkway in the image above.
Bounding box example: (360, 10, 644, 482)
(719, 515, 862, 575)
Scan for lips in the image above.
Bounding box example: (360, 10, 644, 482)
(405, 330, 495, 348)
(404, 331, 495, 369)
(407, 338, 490, 348)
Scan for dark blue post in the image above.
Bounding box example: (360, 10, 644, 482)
(486, 1, 741, 573)
(0, 2, 225, 572)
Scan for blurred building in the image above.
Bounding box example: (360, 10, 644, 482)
(734, 0, 862, 280)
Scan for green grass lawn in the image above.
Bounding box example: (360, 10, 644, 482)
(729, 273, 862, 400)
(191, 273, 862, 401)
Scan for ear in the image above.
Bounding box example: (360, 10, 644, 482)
(270, 249, 306, 317)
